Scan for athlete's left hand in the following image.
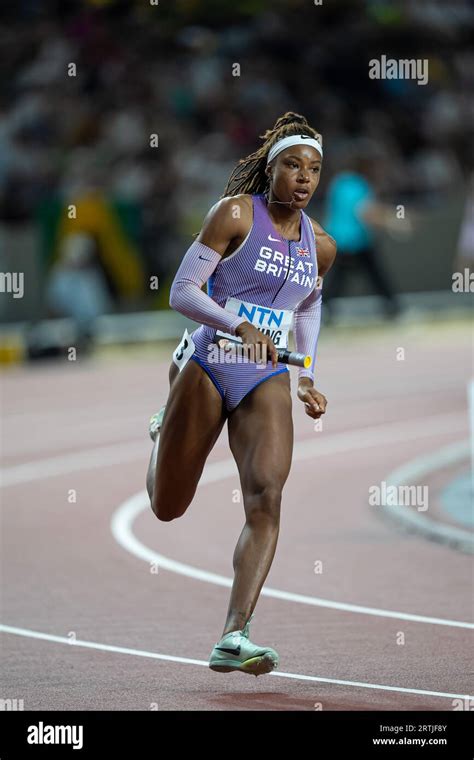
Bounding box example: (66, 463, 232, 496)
(297, 380, 327, 419)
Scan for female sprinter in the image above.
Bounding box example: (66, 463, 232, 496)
(146, 112, 337, 677)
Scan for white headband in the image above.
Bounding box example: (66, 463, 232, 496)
(266, 134, 323, 165)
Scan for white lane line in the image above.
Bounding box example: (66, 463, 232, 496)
(1, 624, 471, 701)
(0, 411, 466, 488)
(382, 440, 473, 553)
(111, 490, 474, 630)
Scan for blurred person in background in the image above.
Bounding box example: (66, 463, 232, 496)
(43, 150, 145, 315)
(45, 231, 112, 349)
(323, 143, 409, 320)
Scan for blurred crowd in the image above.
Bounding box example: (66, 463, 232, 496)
(0, 0, 473, 327)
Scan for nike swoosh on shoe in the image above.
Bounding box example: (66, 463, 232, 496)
(215, 645, 241, 655)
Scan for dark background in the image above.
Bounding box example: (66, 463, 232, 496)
(0, 0, 472, 323)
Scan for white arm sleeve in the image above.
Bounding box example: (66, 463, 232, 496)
(169, 240, 247, 335)
(292, 279, 322, 382)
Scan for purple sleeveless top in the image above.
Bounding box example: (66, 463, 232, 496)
(197, 193, 318, 345)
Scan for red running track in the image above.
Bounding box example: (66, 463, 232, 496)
(1, 322, 473, 710)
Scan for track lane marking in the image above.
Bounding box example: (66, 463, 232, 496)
(111, 473, 473, 630)
(0, 624, 471, 701)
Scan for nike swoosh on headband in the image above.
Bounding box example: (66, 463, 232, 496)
(266, 134, 323, 164)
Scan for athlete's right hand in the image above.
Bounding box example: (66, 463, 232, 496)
(234, 321, 279, 368)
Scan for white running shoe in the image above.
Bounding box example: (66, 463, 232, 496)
(208, 614, 279, 677)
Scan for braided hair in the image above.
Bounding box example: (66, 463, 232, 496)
(220, 111, 321, 198)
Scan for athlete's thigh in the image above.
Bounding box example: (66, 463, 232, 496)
(154, 358, 226, 506)
(227, 371, 293, 499)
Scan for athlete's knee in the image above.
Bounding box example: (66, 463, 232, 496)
(151, 491, 174, 521)
(151, 497, 176, 522)
(150, 488, 190, 522)
(244, 484, 282, 525)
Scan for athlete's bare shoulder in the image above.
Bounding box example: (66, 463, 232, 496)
(308, 217, 337, 277)
(222, 193, 253, 215)
(198, 194, 253, 257)
(214, 194, 253, 227)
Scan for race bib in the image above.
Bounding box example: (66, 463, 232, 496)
(215, 297, 293, 349)
(172, 328, 195, 372)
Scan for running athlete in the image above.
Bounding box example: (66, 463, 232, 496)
(146, 112, 337, 677)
